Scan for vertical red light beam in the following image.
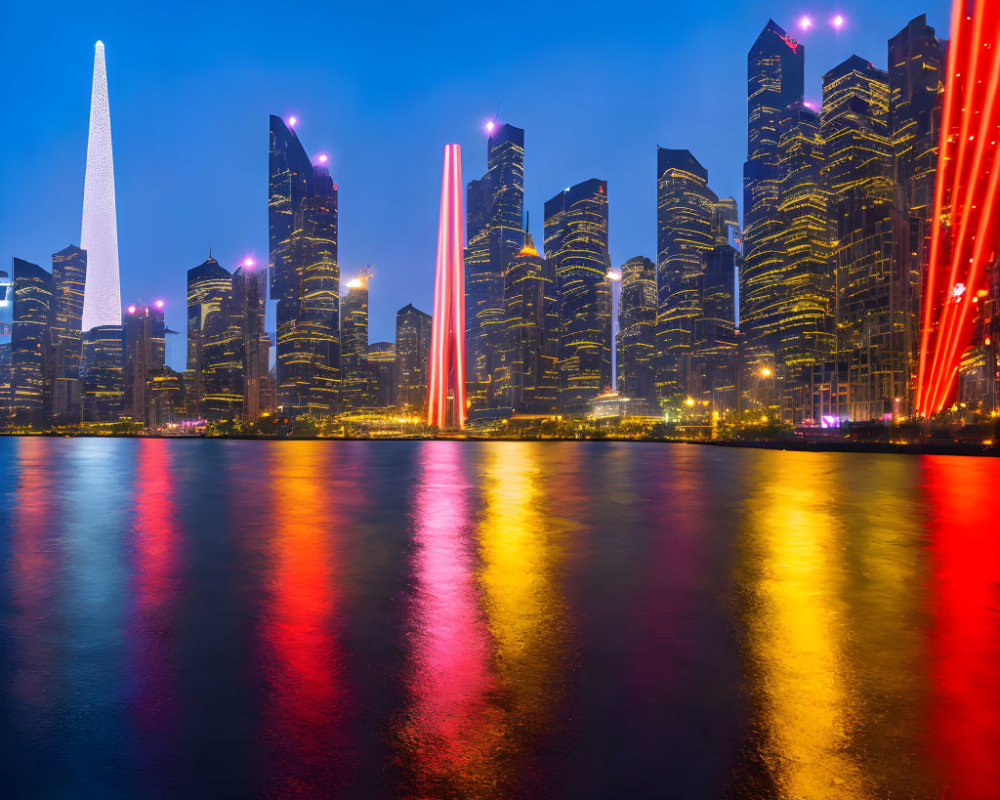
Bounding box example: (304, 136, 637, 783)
(427, 144, 466, 429)
(917, 0, 968, 413)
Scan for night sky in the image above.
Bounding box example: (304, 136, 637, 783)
(1, 0, 949, 370)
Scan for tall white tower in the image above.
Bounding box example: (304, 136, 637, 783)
(80, 40, 122, 331)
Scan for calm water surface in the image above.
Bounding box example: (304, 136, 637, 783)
(0, 438, 998, 799)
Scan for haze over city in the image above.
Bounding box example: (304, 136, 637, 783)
(1, 0, 948, 370)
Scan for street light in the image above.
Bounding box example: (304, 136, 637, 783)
(761, 367, 772, 377)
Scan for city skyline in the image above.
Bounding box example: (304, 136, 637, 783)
(1, 1, 949, 371)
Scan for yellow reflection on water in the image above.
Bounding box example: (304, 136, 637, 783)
(741, 452, 869, 799)
(477, 442, 566, 736)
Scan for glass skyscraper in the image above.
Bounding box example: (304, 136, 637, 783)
(10, 258, 54, 425)
(618, 256, 657, 406)
(395, 304, 432, 410)
(50, 245, 87, 423)
(544, 178, 612, 411)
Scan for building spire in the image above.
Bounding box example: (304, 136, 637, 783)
(80, 39, 122, 331)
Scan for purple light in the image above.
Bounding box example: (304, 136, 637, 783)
(243, 257, 255, 268)
(485, 120, 496, 134)
(832, 13, 845, 29)
(155, 299, 164, 309)
(318, 154, 328, 164)
(804, 99, 816, 110)
(127, 305, 136, 314)
(288, 116, 297, 128)
(799, 15, 813, 31)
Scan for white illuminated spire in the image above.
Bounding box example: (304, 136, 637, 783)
(80, 40, 122, 330)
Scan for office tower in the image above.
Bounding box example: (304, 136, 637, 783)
(187, 257, 233, 417)
(269, 115, 341, 417)
(80, 41, 121, 333)
(0, 268, 11, 420)
(465, 123, 525, 409)
(147, 368, 185, 427)
(395, 304, 432, 409)
(654, 149, 719, 400)
(741, 20, 805, 357)
(618, 256, 657, 406)
(341, 268, 373, 410)
(428, 144, 467, 428)
(82, 324, 124, 423)
(10, 258, 54, 425)
(544, 178, 612, 411)
(50, 245, 87, 423)
(367, 342, 396, 408)
(774, 102, 835, 372)
(822, 56, 907, 420)
(693, 244, 738, 412)
(123, 302, 166, 424)
(917, 1, 1000, 414)
(501, 231, 559, 412)
(232, 261, 269, 423)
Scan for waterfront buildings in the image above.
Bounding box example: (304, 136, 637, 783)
(123, 302, 166, 424)
(50, 245, 87, 423)
(618, 256, 657, 406)
(465, 123, 525, 410)
(544, 179, 612, 411)
(501, 231, 559, 412)
(395, 304, 432, 409)
(341, 268, 373, 410)
(10, 259, 54, 425)
(269, 115, 340, 417)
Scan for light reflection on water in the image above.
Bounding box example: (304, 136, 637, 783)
(0, 438, 997, 799)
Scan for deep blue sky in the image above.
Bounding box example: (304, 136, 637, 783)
(1, 0, 949, 370)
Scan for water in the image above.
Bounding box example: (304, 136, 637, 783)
(0, 438, 997, 799)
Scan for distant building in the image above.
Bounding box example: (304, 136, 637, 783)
(187, 257, 239, 420)
(501, 232, 559, 412)
(341, 269, 373, 409)
(123, 302, 166, 424)
(367, 341, 396, 407)
(50, 245, 87, 423)
(0, 268, 11, 420)
(232, 262, 269, 423)
(465, 123, 525, 409)
(544, 178, 612, 411)
(82, 324, 124, 423)
(618, 256, 657, 407)
(395, 304, 432, 409)
(11, 258, 54, 425)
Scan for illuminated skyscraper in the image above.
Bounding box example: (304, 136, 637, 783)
(693, 242, 738, 412)
(917, 0, 1000, 415)
(428, 144, 467, 428)
(618, 256, 656, 406)
(50, 245, 87, 423)
(123, 302, 166, 424)
(10, 258, 54, 425)
(465, 123, 524, 409)
(269, 115, 341, 417)
(80, 41, 122, 333)
(655, 148, 719, 400)
(81, 324, 124, 423)
(396, 304, 432, 409)
(368, 341, 396, 407)
(544, 178, 612, 411)
(187, 257, 240, 420)
(341, 268, 373, 410)
(741, 20, 804, 357)
(232, 260, 269, 423)
(501, 231, 559, 412)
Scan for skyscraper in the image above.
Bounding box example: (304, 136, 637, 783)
(80, 41, 122, 333)
(123, 302, 166, 424)
(341, 268, 373, 410)
(10, 259, 54, 425)
(465, 123, 525, 409)
(0, 268, 11, 420)
(741, 21, 805, 359)
(50, 245, 87, 423)
(232, 260, 269, 423)
(501, 231, 559, 412)
(187, 256, 239, 420)
(367, 341, 396, 407)
(269, 115, 340, 416)
(81, 324, 124, 423)
(544, 178, 612, 411)
(428, 144, 467, 428)
(395, 304, 432, 410)
(655, 148, 720, 400)
(618, 256, 657, 406)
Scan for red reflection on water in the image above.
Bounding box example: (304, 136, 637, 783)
(923, 456, 1000, 799)
(399, 442, 496, 794)
(10, 438, 58, 712)
(130, 438, 180, 737)
(259, 444, 352, 797)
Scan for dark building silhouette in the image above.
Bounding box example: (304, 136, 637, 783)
(11, 258, 54, 425)
(232, 262, 270, 424)
(544, 178, 612, 411)
(50, 245, 87, 423)
(367, 341, 396, 408)
(694, 243, 739, 412)
(501, 231, 559, 412)
(0, 268, 11, 420)
(465, 123, 525, 409)
(741, 20, 805, 360)
(618, 256, 657, 406)
(187, 257, 237, 419)
(395, 304, 432, 409)
(269, 115, 340, 417)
